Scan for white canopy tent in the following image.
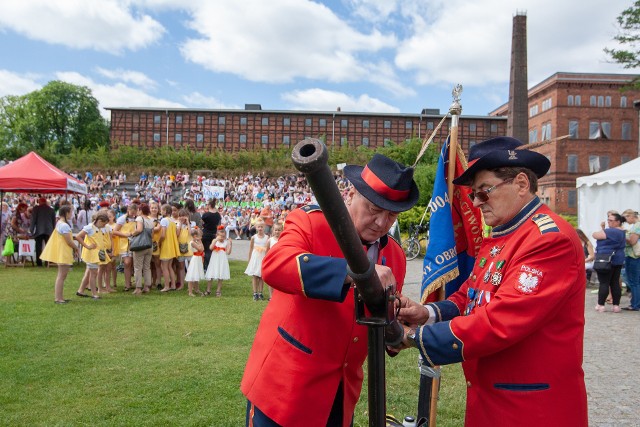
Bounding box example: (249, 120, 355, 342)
(576, 157, 640, 237)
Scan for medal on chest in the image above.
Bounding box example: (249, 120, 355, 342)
(490, 260, 505, 286)
(483, 262, 494, 283)
(489, 244, 504, 257)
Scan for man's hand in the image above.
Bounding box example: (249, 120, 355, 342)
(387, 324, 416, 353)
(396, 295, 429, 326)
(374, 264, 396, 288)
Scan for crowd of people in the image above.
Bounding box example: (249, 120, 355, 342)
(59, 169, 351, 209)
(0, 170, 354, 304)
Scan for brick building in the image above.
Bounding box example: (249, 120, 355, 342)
(106, 106, 506, 154)
(491, 72, 640, 214)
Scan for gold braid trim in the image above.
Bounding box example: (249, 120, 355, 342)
(417, 325, 435, 367)
(428, 302, 443, 322)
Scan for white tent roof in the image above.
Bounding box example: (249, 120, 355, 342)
(576, 157, 640, 188)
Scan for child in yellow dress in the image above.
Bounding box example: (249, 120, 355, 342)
(97, 209, 115, 293)
(41, 205, 86, 304)
(105, 209, 119, 291)
(176, 208, 193, 291)
(75, 212, 109, 300)
(149, 200, 163, 289)
(159, 204, 179, 292)
(113, 204, 138, 291)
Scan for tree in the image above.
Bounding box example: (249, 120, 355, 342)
(605, 1, 640, 87)
(0, 81, 109, 157)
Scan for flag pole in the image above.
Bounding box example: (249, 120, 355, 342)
(443, 85, 462, 300)
(425, 85, 463, 427)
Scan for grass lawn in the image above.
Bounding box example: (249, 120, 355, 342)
(0, 261, 465, 426)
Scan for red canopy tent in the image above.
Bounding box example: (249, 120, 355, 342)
(0, 151, 87, 194)
(0, 152, 87, 237)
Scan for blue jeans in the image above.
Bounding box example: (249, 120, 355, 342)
(625, 256, 640, 309)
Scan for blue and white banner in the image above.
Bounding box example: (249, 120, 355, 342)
(202, 184, 225, 200)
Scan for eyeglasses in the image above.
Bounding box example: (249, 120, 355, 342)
(468, 179, 514, 203)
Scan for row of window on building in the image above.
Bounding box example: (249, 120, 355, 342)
(152, 114, 434, 130)
(148, 113, 500, 134)
(566, 154, 632, 174)
(529, 120, 633, 143)
(137, 132, 405, 147)
(529, 95, 630, 117)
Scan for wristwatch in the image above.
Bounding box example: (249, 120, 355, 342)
(406, 328, 417, 348)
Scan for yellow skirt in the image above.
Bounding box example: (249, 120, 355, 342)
(40, 229, 74, 265)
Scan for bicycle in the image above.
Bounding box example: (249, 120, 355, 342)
(401, 223, 429, 260)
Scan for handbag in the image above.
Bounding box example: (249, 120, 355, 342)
(179, 242, 189, 254)
(2, 237, 14, 256)
(593, 252, 614, 272)
(129, 227, 152, 252)
(98, 249, 106, 262)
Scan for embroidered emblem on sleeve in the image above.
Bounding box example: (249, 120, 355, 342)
(515, 265, 543, 294)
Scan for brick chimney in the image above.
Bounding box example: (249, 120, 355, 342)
(507, 12, 528, 143)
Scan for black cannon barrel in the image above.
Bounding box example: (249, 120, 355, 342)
(291, 138, 403, 343)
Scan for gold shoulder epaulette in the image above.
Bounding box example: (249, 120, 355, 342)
(531, 213, 559, 234)
(300, 204, 321, 214)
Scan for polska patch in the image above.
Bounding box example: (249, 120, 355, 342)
(515, 265, 543, 294)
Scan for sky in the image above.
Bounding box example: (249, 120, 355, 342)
(0, 0, 631, 119)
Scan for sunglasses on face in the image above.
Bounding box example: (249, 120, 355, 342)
(468, 179, 514, 203)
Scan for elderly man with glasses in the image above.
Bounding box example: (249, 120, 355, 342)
(393, 136, 588, 427)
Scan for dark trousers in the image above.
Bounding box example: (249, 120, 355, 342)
(246, 382, 353, 427)
(597, 265, 623, 306)
(34, 234, 50, 266)
(202, 235, 213, 270)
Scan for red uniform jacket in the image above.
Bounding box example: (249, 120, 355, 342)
(241, 205, 406, 427)
(416, 199, 588, 426)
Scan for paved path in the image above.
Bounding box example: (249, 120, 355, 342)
(230, 239, 640, 425)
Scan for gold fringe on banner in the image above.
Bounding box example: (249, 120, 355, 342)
(420, 268, 459, 304)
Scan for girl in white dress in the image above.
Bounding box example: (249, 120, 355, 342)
(244, 219, 269, 301)
(184, 227, 205, 297)
(205, 226, 232, 297)
(263, 221, 284, 301)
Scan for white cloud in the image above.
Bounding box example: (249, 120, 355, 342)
(55, 71, 184, 118)
(95, 67, 157, 90)
(0, 0, 165, 53)
(282, 88, 400, 113)
(182, 92, 241, 109)
(0, 70, 41, 97)
(347, 0, 400, 23)
(179, 0, 398, 87)
(394, 0, 628, 90)
(396, 0, 512, 87)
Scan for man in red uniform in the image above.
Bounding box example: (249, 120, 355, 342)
(242, 154, 419, 427)
(394, 136, 588, 426)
